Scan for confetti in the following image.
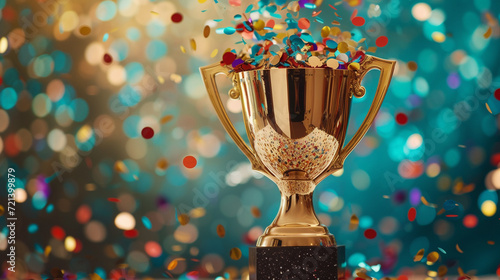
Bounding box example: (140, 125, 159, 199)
(141, 127, 154, 139)
(0, 205, 4, 216)
(408, 207, 416, 222)
(79, 25, 91, 36)
(438, 265, 448, 277)
(183, 156, 197, 168)
(375, 36, 388, 47)
(178, 213, 190, 225)
(107, 198, 120, 202)
(203, 25, 211, 38)
(364, 229, 377, 239)
(167, 259, 179, 270)
(171, 12, 183, 23)
(413, 249, 425, 262)
(349, 214, 359, 231)
(427, 251, 439, 264)
(103, 53, 112, 64)
(483, 27, 492, 39)
(190, 39, 197, 51)
(217, 224, 226, 238)
(229, 247, 242, 260)
(395, 113, 408, 125)
(251, 206, 261, 218)
(407, 61, 418, 71)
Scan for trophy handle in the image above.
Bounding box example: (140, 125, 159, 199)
(200, 63, 277, 182)
(315, 55, 396, 184)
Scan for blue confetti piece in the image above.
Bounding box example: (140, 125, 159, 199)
(201, 9, 207, 12)
(304, 3, 316, 9)
(245, 4, 254, 13)
(214, 19, 223, 22)
(142, 216, 152, 229)
(438, 247, 447, 254)
(103, 33, 109, 42)
(46, 204, 54, 213)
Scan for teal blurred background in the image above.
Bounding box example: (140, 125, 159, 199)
(1, 0, 500, 278)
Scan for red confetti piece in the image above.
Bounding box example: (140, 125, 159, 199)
(124, 229, 139, 238)
(351, 9, 358, 20)
(494, 88, 500, 100)
(171, 12, 183, 23)
(395, 113, 408, 125)
(51, 226, 66, 240)
(266, 19, 275, 28)
(183, 156, 197, 169)
(103, 53, 113, 64)
(491, 153, 500, 166)
(187, 271, 199, 276)
(376, 36, 388, 47)
(141, 127, 154, 139)
(446, 214, 458, 217)
(398, 276, 409, 280)
(312, 10, 322, 17)
(463, 214, 478, 228)
(408, 207, 417, 222)
(352, 17, 365, 26)
(364, 228, 377, 239)
(329, 4, 337, 10)
(73, 239, 83, 253)
(108, 198, 120, 203)
(298, 18, 310, 29)
(222, 51, 237, 65)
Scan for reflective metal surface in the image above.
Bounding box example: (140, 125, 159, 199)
(200, 55, 396, 247)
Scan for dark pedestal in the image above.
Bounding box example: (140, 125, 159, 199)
(249, 245, 345, 280)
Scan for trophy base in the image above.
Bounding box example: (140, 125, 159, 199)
(249, 245, 345, 280)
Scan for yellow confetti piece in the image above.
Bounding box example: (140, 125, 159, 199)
(90, 273, 104, 280)
(421, 196, 437, 208)
(0, 205, 4, 216)
(79, 25, 91, 36)
(198, 0, 207, 3)
(321, 26, 330, 38)
(203, 25, 210, 38)
(45, 245, 52, 257)
(486, 103, 492, 114)
(167, 259, 178, 270)
(337, 42, 348, 53)
(383, 195, 390, 199)
(114, 160, 128, 173)
(190, 39, 197, 51)
(367, 46, 377, 53)
(483, 27, 492, 39)
(438, 266, 448, 277)
(432, 31, 446, 43)
(458, 145, 466, 148)
(156, 158, 169, 170)
(180, 46, 186, 53)
(160, 115, 174, 124)
(348, 62, 360, 70)
(427, 251, 439, 264)
(349, 214, 359, 231)
(189, 207, 206, 218)
(413, 248, 425, 262)
(230, 247, 242, 260)
(157, 75, 165, 84)
(178, 213, 190, 225)
(217, 224, 225, 238)
(251, 206, 261, 218)
(210, 49, 218, 58)
(150, 11, 159, 16)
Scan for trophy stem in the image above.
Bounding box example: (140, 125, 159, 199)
(256, 180, 336, 247)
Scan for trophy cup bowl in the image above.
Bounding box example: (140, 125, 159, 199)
(201, 55, 396, 278)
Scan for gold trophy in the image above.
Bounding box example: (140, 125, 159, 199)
(201, 55, 395, 279)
